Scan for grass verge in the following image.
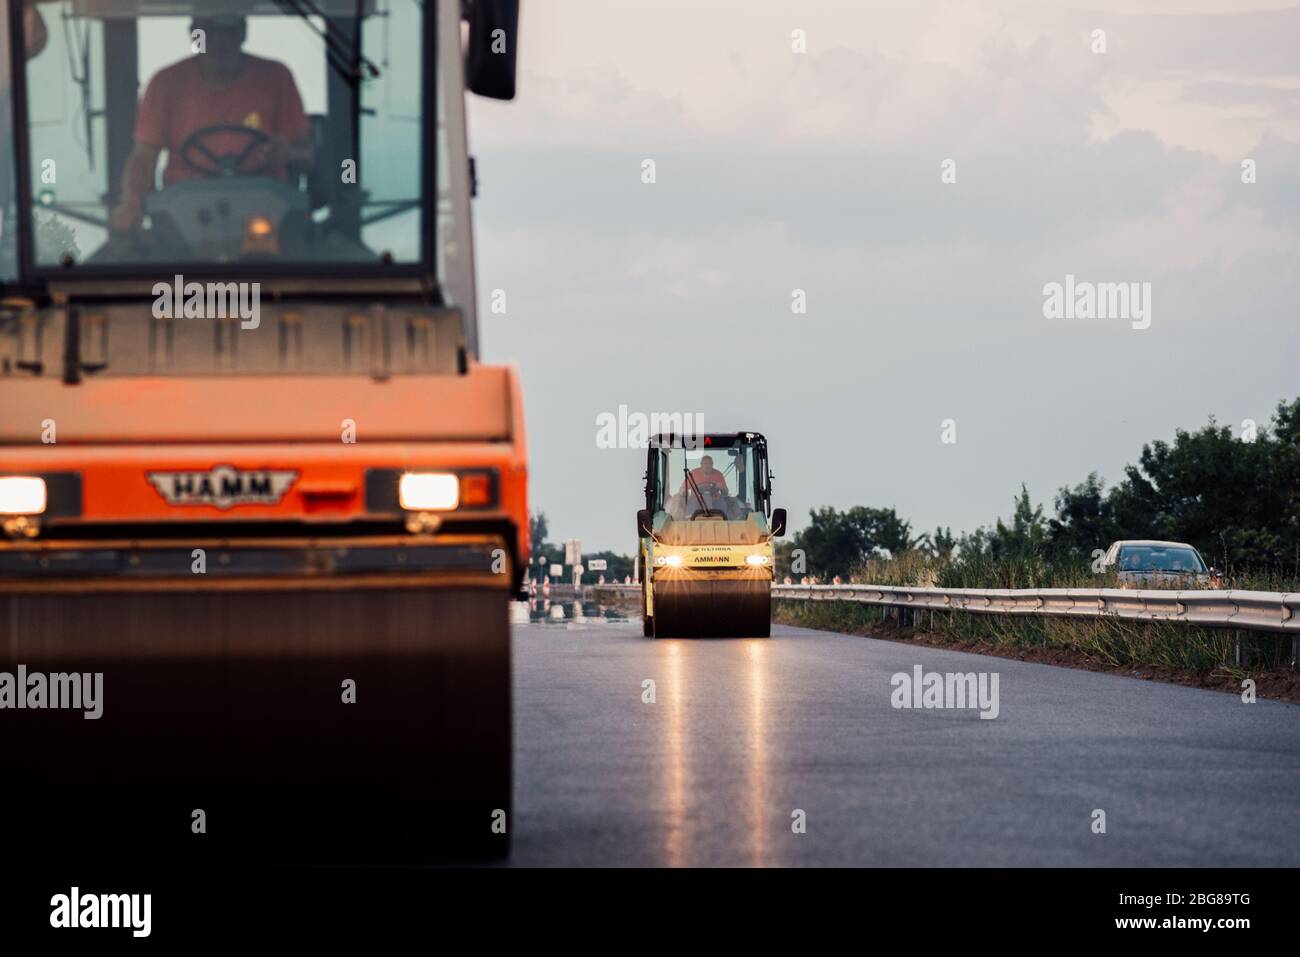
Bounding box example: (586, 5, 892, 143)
(774, 599, 1300, 703)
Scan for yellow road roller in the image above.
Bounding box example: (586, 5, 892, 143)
(637, 433, 786, 638)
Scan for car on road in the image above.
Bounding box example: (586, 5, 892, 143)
(1101, 540, 1220, 588)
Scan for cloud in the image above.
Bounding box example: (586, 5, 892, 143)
(470, 1, 1300, 551)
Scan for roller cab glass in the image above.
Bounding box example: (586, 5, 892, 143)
(656, 443, 761, 521)
(13, 0, 428, 272)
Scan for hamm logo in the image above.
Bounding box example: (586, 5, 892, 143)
(147, 465, 297, 510)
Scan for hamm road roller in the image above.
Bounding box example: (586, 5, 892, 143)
(637, 433, 787, 638)
(0, 0, 524, 863)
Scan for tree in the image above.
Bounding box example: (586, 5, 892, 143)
(930, 526, 956, 559)
(872, 507, 918, 556)
(792, 507, 868, 580)
(1047, 473, 1111, 560)
(986, 484, 1047, 559)
(790, 505, 918, 579)
(1100, 403, 1299, 568)
(530, 512, 549, 551)
(527, 511, 563, 575)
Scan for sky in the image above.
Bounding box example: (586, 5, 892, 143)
(467, 0, 1300, 554)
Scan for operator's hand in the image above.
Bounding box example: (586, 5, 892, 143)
(108, 195, 145, 233)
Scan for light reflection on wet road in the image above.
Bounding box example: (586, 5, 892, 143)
(509, 611, 1300, 866)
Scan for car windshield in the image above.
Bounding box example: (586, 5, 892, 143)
(1118, 546, 1207, 574)
(11, 0, 426, 271)
(656, 444, 761, 521)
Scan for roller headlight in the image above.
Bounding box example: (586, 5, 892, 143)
(746, 553, 771, 566)
(0, 476, 47, 515)
(398, 472, 459, 511)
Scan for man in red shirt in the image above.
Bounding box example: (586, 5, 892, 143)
(679, 455, 730, 496)
(670, 454, 738, 518)
(109, 15, 313, 231)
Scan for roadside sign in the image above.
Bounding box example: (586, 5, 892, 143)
(549, 564, 563, 577)
(587, 559, 608, 571)
(564, 539, 582, 565)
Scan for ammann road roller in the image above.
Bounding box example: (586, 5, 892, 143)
(637, 433, 787, 638)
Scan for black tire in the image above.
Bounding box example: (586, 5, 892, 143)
(641, 578, 654, 636)
(1, 584, 512, 865)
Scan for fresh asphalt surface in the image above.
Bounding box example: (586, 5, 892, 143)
(508, 605, 1300, 866)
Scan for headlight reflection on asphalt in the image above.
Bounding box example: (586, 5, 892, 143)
(746, 639, 769, 866)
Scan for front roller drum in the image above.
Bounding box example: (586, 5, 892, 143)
(0, 584, 511, 864)
(651, 577, 771, 638)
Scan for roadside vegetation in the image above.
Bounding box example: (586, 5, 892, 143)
(777, 396, 1300, 590)
(775, 597, 1293, 672)
(773, 398, 1300, 697)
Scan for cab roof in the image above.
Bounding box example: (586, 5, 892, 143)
(648, 432, 766, 449)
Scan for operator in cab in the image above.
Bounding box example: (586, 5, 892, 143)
(678, 455, 729, 497)
(109, 14, 314, 231)
(670, 455, 746, 520)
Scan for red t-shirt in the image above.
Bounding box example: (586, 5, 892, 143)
(135, 54, 309, 186)
(679, 468, 729, 495)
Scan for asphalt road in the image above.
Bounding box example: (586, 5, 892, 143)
(509, 606, 1300, 866)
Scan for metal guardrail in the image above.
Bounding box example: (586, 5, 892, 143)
(769, 584, 1300, 634)
(590, 582, 1300, 634)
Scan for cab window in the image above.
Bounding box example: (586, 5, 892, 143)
(17, 1, 427, 270)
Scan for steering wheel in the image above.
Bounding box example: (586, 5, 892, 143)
(689, 483, 728, 519)
(178, 124, 274, 178)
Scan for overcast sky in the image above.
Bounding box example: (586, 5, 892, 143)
(467, 0, 1300, 554)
